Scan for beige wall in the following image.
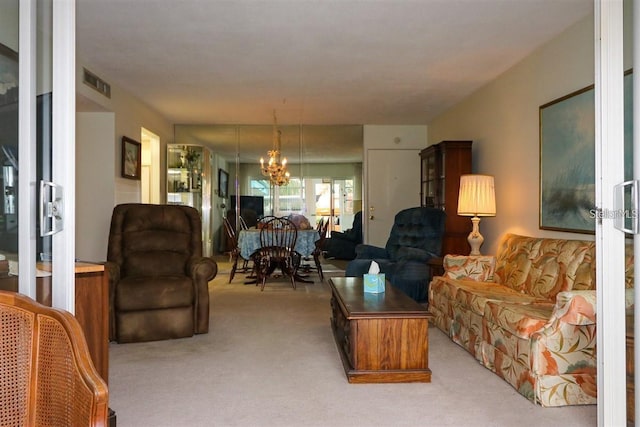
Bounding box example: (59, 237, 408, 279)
(76, 112, 115, 262)
(364, 125, 427, 151)
(76, 59, 173, 260)
(427, 15, 598, 255)
(76, 61, 174, 206)
(0, 2, 18, 51)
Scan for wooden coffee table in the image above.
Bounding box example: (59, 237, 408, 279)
(329, 277, 431, 383)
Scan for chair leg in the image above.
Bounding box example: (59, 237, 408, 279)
(314, 254, 323, 281)
(284, 258, 296, 290)
(229, 255, 239, 283)
(260, 260, 272, 291)
(255, 256, 270, 291)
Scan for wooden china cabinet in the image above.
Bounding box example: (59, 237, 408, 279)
(420, 140, 473, 256)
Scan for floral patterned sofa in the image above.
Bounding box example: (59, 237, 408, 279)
(429, 233, 633, 407)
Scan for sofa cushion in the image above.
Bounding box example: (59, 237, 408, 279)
(444, 255, 496, 281)
(492, 234, 597, 299)
(484, 300, 554, 340)
(109, 204, 201, 278)
(523, 239, 594, 300)
(116, 275, 194, 311)
(454, 281, 540, 317)
(493, 234, 539, 291)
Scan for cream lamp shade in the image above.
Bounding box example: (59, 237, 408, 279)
(457, 174, 496, 255)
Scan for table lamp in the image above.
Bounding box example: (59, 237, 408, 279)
(457, 174, 496, 255)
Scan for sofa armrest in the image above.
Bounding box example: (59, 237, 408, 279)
(529, 290, 597, 385)
(626, 288, 634, 309)
(550, 290, 596, 326)
(354, 244, 389, 259)
(443, 255, 496, 281)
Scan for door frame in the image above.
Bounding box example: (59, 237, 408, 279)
(18, 0, 76, 312)
(18, 0, 37, 299)
(595, 0, 627, 424)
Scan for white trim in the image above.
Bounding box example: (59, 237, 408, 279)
(18, 0, 37, 299)
(594, 1, 626, 425)
(51, 0, 76, 312)
(633, 0, 640, 422)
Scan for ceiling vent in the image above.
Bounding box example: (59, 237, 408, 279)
(83, 68, 111, 98)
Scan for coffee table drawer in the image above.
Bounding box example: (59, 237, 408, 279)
(330, 294, 353, 365)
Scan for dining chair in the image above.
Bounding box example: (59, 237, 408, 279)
(299, 217, 328, 280)
(253, 216, 298, 291)
(239, 215, 249, 230)
(257, 215, 277, 228)
(312, 218, 330, 280)
(223, 217, 250, 283)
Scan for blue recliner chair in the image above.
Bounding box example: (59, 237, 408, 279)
(345, 207, 446, 302)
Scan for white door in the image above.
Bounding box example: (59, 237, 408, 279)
(365, 149, 420, 247)
(7, 1, 76, 311)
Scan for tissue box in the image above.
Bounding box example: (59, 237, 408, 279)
(363, 274, 385, 293)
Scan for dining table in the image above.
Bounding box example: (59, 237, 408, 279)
(238, 228, 320, 283)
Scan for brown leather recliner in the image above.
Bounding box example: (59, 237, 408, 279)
(105, 203, 217, 343)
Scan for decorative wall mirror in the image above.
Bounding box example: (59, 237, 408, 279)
(174, 124, 364, 254)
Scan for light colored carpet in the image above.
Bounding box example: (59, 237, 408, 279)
(108, 261, 597, 427)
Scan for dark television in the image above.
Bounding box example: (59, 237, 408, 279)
(230, 195, 265, 218)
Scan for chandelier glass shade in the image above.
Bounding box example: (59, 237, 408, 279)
(260, 111, 290, 186)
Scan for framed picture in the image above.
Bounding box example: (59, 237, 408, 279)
(0, 43, 18, 106)
(539, 71, 633, 233)
(218, 168, 229, 198)
(121, 136, 141, 180)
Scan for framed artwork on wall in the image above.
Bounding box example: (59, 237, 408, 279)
(121, 136, 141, 180)
(218, 168, 229, 198)
(539, 70, 633, 234)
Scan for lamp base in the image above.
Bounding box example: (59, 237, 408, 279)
(467, 216, 484, 256)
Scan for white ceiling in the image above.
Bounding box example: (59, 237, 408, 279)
(75, 1, 592, 164)
(76, 0, 593, 127)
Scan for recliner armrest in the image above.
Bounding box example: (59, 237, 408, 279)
(103, 261, 120, 286)
(102, 261, 120, 342)
(188, 256, 218, 335)
(188, 256, 218, 282)
(396, 246, 433, 262)
(330, 230, 358, 242)
(354, 244, 389, 259)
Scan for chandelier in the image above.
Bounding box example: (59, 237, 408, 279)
(259, 111, 290, 186)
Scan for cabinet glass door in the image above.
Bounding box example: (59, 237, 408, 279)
(167, 144, 212, 255)
(167, 145, 203, 210)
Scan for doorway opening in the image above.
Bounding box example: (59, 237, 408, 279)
(308, 178, 356, 236)
(141, 128, 160, 204)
